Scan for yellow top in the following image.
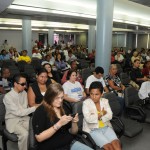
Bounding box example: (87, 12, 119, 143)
(97, 111, 105, 128)
(18, 56, 31, 63)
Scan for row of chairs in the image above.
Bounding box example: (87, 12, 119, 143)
(103, 86, 150, 139)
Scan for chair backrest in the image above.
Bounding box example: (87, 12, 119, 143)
(72, 101, 83, 131)
(31, 59, 41, 72)
(120, 73, 130, 85)
(17, 61, 27, 72)
(0, 94, 6, 124)
(28, 116, 38, 150)
(81, 68, 92, 84)
(0, 94, 5, 135)
(103, 92, 121, 116)
(124, 87, 140, 107)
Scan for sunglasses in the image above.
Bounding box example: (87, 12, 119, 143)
(17, 82, 27, 86)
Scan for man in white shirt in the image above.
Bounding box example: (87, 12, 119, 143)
(86, 66, 109, 94)
(66, 50, 77, 62)
(138, 81, 150, 99)
(3, 73, 37, 150)
(32, 49, 42, 59)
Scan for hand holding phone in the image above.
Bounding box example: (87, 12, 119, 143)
(71, 113, 79, 123)
(70, 113, 76, 118)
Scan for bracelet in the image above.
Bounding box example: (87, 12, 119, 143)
(53, 125, 58, 131)
(53, 123, 60, 131)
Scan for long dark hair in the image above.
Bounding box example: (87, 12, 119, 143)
(43, 83, 65, 122)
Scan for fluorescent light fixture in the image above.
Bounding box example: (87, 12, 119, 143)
(0, 27, 47, 31)
(114, 11, 150, 21)
(0, 27, 84, 32)
(32, 21, 89, 29)
(8, 5, 95, 19)
(46, 0, 95, 9)
(8, 5, 48, 13)
(54, 29, 84, 32)
(113, 19, 124, 23)
(0, 27, 22, 30)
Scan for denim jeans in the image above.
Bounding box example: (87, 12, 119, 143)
(70, 141, 94, 150)
(90, 126, 118, 148)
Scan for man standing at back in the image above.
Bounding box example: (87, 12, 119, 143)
(85, 66, 109, 94)
(3, 73, 37, 150)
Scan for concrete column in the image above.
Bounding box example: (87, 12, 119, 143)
(22, 17, 32, 57)
(135, 26, 138, 48)
(126, 32, 134, 50)
(147, 34, 149, 49)
(88, 25, 96, 53)
(48, 29, 54, 47)
(95, 0, 114, 75)
(74, 34, 76, 45)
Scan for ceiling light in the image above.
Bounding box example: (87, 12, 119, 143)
(8, 5, 95, 19)
(46, 0, 95, 9)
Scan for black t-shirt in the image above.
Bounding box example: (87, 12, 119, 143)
(130, 68, 144, 82)
(31, 81, 51, 104)
(32, 105, 74, 150)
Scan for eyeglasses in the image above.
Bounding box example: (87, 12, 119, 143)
(17, 82, 27, 86)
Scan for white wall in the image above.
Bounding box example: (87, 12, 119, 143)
(76, 32, 87, 47)
(0, 30, 39, 52)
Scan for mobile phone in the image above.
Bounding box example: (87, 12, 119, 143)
(70, 113, 76, 118)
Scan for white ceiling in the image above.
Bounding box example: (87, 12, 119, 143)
(0, 0, 150, 32)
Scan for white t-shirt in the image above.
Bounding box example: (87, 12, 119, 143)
(138, 81, 150, 99)
(32, 53, 42, 59)
(63, 81, 84, 100)
(85, 75, 106, 89)
(115, 54, 124, 62)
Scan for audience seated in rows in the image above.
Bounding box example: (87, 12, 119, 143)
(43, 63, 57, 83)
(44, 53, 55, 66)
(105, 64, 125, 109)
(138, 81, 150, 100)
(114, 51, 124, 66)
(55, 53, 66, 70)
(63, 69, 86, 103)
(18, 50, 31, 63)
(82, 81, 121, 150)
(12, 50, 20, 62)
(3, 73, 37, 150)
(27, 68, 51, 107)
(85, 66, 109, 94)
(61, 60, 83, 85)
(66, 50, 77, 63)
(105, 64, 125, 97)
(32, 83, 93, 150)
(142, 60, 150, 78)
(130, 59, 150, 87)
(0, 67, 12, 94)
(0, 49, 10, 60)
(32, 49, 42, 59)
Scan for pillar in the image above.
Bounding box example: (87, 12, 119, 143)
(22, 17, 32, 57)
(74, 34, 76, 45)
(48, 29, 54, 47)
(95, 0, 114, 75)
(88, 25, 96, 53)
